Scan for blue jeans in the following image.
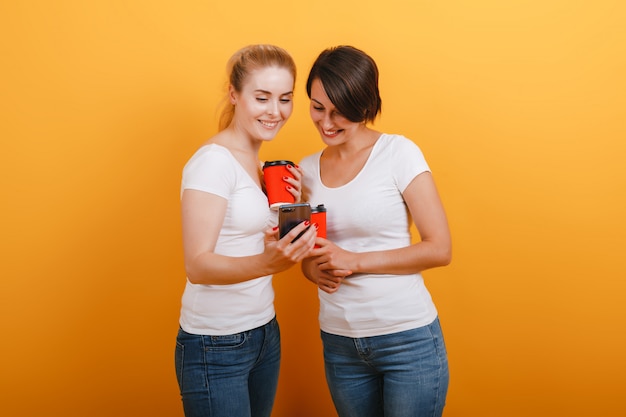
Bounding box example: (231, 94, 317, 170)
(175, 317, 281, 417)
(321, 317, 449, 417)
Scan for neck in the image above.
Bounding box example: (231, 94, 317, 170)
(214, 125, 262, 156)
(327, 127, 380, 158)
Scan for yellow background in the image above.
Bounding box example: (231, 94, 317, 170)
(1, 1, 625, 416)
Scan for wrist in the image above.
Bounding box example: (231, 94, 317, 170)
(350, 252, 364, 274)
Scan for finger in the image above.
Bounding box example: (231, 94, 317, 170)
(303, 224, 319, 245)
(319, 280, 340, 294)
(282, 168, 301, 191)
(286, 184, 301, 202)
(310, 246, 326, 258)
(282, 174, 299, 188)
(282, 220, 311, 244)
(286, 163, 302, 181)
(323, 275, 343, 285)
(314, 237, 329, 248)
(330, 269, 353, 278)
(318, 285, 334, 294)
(265, 226, 280, 240)
(290, 229, 318, 261)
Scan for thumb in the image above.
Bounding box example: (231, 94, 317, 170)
(265, 226, 280, 241)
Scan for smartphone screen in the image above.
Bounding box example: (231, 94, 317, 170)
(278, 203, 311, 241)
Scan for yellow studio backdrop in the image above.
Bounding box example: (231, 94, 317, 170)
(1, 1, 624, 416)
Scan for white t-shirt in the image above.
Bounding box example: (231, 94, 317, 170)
(300, 134, 438, 338)
(179, 144, 277, 335)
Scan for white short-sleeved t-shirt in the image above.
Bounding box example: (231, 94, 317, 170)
(179, 144, 277, 335)
(300, 134, 438, 338)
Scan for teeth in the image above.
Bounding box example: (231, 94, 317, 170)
(260, 120, 279, 128)
(323, 129, 338, 135)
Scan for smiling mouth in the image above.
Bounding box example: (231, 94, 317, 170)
(322, 129, 341, 136)
(259, 120, 280, 128)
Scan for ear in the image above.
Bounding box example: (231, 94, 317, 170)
(228, 84, 237, 105)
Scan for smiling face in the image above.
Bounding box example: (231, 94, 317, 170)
(309, 78, 362, 146)
(230, 65, 294, 143)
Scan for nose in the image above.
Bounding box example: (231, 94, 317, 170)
(267, 99, 279, 116)
(321, 112, 334, 129)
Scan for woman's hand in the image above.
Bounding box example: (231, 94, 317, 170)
(263, 220, 317, 273)
(182, 189, 318, 285)
(305, 172, 452, 280)
(303, 238, 353, 294)
(284, 164, 303, 202)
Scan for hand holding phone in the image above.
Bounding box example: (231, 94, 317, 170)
(278, 203, 311, 241)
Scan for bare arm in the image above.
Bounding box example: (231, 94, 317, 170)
(182, 189, 317, 285)
(356, 171, 451, 274)
(311, 172, 451, 279)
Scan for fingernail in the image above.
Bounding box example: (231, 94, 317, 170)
(283, 176, 290, 181)
(287, 164, 293, 169)
(272, 226, 278, 231)
(313, 223, 319, 229)
(304, 220, 311, 226)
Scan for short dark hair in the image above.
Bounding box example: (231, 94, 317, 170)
(306, 45, 382, 124)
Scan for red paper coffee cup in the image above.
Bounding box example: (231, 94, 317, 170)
(263, 160, 296, 209)
(311, 204, 327, 247)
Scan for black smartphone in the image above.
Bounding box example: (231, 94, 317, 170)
(278, 203, 311, 241)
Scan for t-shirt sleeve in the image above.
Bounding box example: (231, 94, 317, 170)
(181, 147, 235, 199)
(393, 136, 431, 192)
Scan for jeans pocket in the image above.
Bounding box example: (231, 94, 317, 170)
(207, 332, 247, 350)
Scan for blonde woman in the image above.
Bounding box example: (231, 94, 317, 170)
(175, 45, 316, 417)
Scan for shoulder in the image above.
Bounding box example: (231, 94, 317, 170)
(377, 134, 430, 190)
(299, 150, 323, 170)
(181, 144, 241, 197)
(377, 134, 426, 162)
(184, 144, 234, 171)
(182, 144, 239, 189)
(379, 133, 422, 153)
(188, 143, 232, 162)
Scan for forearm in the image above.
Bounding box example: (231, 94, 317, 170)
(186, 252, 274, 285)
(352, 241, 451, 276)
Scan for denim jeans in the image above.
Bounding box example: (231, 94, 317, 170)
(321, 317, 449, 417)
(175, 317, 281, 417)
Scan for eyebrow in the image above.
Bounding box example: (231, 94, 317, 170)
(255, 89, 294, 96)
(311, 98, 324, 105)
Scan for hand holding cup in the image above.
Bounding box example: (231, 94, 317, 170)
(263, 160, 297, 209)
